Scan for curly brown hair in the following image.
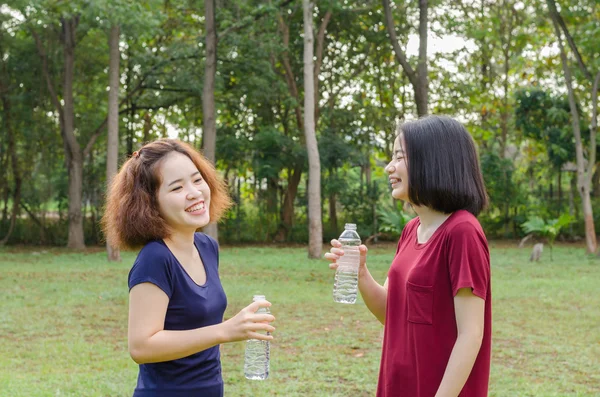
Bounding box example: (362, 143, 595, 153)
(101, 139, 232, 250)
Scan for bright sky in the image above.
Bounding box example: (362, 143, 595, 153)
(406, 34, 476, 57)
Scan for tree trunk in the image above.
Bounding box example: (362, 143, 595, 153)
(549, 6, 597, 253)
(328, 168, 338, 233)
(61, 17, 85, 249)
(106, 24, 121, 261)
(558, 171, 562, 206)
(202, 0, 219, 241)
(143, 112, 152, 143)
(273, 14, 307, 241)
(416, 0, 428, 116)
(593, 166, 600, 197)
(303, 0, 322, 258)
(0, 74, 22, 245)
(275, 165, 302, 242)
(499, 1, 515, 158)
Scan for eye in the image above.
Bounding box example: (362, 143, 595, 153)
(194, 178, 203, 183)
(171, 186, 182, 192)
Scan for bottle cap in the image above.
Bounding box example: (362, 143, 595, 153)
(344, 223, 357, 230)
(253, 295, 266, 301)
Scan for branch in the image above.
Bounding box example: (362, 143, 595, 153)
(276, 13, 303, 131)
(142, 85, 198, 93)
(118, 99, 186, 115)
(19, 202, 47, 241)
(549, 7, 585, 184)
(30, 29, 65, 130)
(382, 0, 418, 88)
(314, 10, 333, 124)
(314, 10, 332, 85)
(220, 0, 295, 40)
(136, 53, 201, 89)
(547, 0, 592, 81)
(82, 81, 145, 157)
(83, 118, 108, 158)
(83, 97, 186, 158)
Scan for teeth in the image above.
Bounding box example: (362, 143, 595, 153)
(186, 203, 205, 212)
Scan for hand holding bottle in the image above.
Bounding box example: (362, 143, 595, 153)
(324, 239, 368, 271)
(324, 223, 368, 304)
(221, 300, 275, 343)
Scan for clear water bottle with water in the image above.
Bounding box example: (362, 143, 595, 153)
(244, 295, 270, 380)
(333, 223, 361, 304)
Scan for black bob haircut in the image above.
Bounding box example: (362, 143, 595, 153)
(397, 115, 488, 216)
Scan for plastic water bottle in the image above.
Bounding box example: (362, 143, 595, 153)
(333, 223, 361, 304)
(244, 295, 270, 380)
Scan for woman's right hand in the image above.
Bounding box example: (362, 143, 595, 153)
(323, 239, 368, 271)
(221, 300, 275, 343)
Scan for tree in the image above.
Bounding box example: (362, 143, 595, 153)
(272, 5, 332, 242)
(547, 0, 599, 254)
(106, 24, 121, 261)
(30, 14, 88, 249)
(303, 0, 322, 258)
(0, 31, 22, 245)
(202, 0, 219, 241)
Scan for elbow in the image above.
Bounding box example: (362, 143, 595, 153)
(129, 346, 146, 364)
(458, 326, 484, 346)
(129, 341, 150, 364)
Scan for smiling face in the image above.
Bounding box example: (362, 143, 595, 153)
(385, 134, 410, 202)
(156, 151, 211, 233)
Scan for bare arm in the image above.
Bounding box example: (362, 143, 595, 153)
(128, 283, 275, 364)
(325, 240, 388, 324)
(435, 288, 485, 397)
(358, 269, 388, 325)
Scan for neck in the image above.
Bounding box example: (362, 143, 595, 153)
(412, 205, 452, 230)
(164, 229, 196, 252)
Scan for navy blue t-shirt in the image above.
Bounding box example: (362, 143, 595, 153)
(128, 233, 228, 397)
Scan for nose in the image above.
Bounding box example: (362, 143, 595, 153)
(186, 183, 203, 201)
(385, 161, 395, 174)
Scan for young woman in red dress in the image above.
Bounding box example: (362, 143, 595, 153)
(325, 116, 491, 397)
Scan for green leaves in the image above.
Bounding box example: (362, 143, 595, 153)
(521, 213, 575, 246)
(376, 201, 415, 236)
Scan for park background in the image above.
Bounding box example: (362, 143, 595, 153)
(0, 0, 599, 396)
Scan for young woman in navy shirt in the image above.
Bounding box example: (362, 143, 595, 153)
(102, 139, 275, 397)
(325, 116, 491, 397)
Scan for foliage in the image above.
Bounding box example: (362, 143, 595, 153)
(376, 200, 415, 238)
(1, 0, 600, 246)
(521, 213, 575, 259)
(515, 88, 576, 170)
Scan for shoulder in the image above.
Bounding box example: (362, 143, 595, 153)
(136, 239, 171, 262)
(443, 211, 488, 250)
(129, 240, 176, 294)
(195, 232, 219, 254)
(194, 232, 217, 247)
(131, 240, 172, 274)
(396, 217, 419, 253)
(403, 217, 420, 235)
(446, 210, 485, 235)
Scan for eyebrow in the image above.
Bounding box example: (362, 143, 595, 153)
(167, 171, 201, 187)
(394, 149, 405, 155)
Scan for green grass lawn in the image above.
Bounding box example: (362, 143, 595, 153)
(0, 243, 598, 396)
